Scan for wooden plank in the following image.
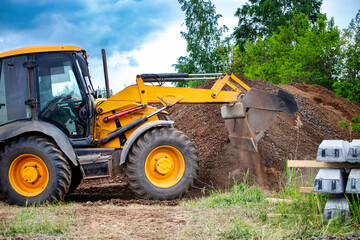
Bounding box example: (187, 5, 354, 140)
(267, 213, 319, 218)
(267, 213, 292, 218)
(266, 198, 294, 203)
(287, 160, 360, 168)
(300, 187, 313, 193)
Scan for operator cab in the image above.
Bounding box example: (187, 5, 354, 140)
(0, 46, 95, 146)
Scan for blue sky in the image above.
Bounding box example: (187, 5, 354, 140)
(0, 0, 359, 91)
(0, 0, 179, 56)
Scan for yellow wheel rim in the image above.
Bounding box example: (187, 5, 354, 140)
(9, 154, 49, 197)
(145, 145, 185, 188)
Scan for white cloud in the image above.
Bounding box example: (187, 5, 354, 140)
(321, 0, 360, 29)
(88, 20, 187, 92)
(213, 0, 247, 33)
(81, 0, 178, 15)
(88, 0, 245, 93)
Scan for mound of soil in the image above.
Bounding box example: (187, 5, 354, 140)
(167, 76, 360, 190)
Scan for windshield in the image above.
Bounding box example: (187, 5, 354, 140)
(38, 60, 83, 109)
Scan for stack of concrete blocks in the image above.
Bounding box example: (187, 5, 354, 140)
(314, 140, 360, 221)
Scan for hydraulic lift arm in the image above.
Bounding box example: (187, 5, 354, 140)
(95, 73, 249, 114)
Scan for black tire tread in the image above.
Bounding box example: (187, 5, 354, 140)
(124, 127, 199, 200)
(66, 165, 83, 195)
(0, 136, 71, 205)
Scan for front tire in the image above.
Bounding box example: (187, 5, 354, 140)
(124, 127, 198, 200)
(0, 136, 71, 205)
(66, 165, 83, 195)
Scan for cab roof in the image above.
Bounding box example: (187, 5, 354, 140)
(0, 45, 84, 59)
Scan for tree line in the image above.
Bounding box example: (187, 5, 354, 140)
(174, 0, 360, 102)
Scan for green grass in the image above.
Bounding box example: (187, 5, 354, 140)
(1, 168, 359, 239)
(180, 170, 360, 239)
(0, 202, 76, 238)
(218, 219, 253, 240)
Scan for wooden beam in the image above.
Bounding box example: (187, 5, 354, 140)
(267, 213, 292, 218)
(266, 198, 294, 203)
(300, 187, 313, 193)
(287, 160, 360, 168)
(267, 213, 319, 218)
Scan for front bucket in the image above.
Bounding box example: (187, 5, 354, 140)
(221, 88, 298, 151)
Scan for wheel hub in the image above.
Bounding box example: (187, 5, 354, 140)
(21, 165, 40, 183)
(145, 145, 185, 188)
(156, 157, 172, 175)
(9, 154, 49, 197)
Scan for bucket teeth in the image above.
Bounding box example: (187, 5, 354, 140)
(221, 102, 245, 119)
(277, 89, 299, 114)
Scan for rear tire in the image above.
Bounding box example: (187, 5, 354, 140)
(124, 127, 198, 200)
(0, 136, 71, 205)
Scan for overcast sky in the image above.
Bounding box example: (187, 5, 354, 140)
(0, 0, 359, 92)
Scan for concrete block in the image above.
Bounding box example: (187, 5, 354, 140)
(313, 168, 345, 194)
(323, 195, 351, 221)
(316, 140, 349, 162)
(346, 139, 360, 163)
(346, 168, 360, 194)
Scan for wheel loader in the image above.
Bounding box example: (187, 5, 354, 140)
(0, 45, 298, 205)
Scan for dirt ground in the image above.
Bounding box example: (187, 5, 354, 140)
(72, 205, 190, 239)
(67, 175, 191, 206)
(0, 201, 192, 239)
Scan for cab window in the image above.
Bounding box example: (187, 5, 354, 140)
(36, 52, 86, 137)
(0, 56, 30, 125)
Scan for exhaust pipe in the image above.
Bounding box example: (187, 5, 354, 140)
(101, 49, 111, 98)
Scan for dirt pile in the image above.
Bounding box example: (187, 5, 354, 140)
(167, 76, 360, 190)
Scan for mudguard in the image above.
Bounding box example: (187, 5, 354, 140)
(0, 120, 77, 165)
(120, 120, 174, 165)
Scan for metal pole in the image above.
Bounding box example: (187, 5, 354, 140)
(101, 49, 111, 98)
(142, 77, 219, 83)
(188, 73, 226, 77)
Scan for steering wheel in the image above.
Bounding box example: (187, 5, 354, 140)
(41, 91, 74, 117)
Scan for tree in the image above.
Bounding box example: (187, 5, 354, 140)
(225, 13, 342, 89)
(233, 0, 323, 51)
(338, 115, 360, 141)
(174, 0, 228, 87)
(96, 86, 113, 98)
(333, 10, 360, 102)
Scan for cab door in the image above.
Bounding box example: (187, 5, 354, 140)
(34, 52, 90, 140)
